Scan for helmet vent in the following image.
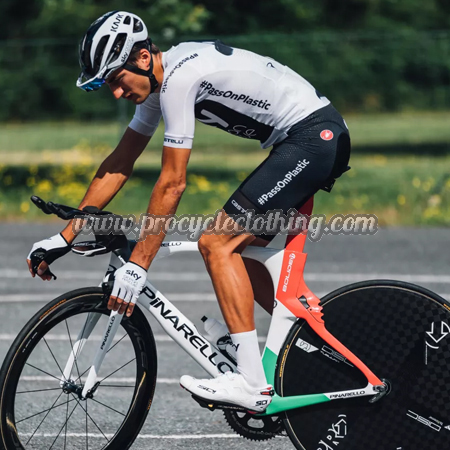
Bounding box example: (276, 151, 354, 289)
(93, 35, 109, 75)
(110, 33, 128, 64)
(124, 16, 131, 25)
(133, 18, 144, 33)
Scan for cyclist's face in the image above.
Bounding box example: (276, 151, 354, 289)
(106, 68, 151, 104)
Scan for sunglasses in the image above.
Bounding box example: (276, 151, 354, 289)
(76, 54, 116, 92)
(76, 74, 106, 92)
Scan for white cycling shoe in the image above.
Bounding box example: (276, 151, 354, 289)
(180, 371, 274, 413)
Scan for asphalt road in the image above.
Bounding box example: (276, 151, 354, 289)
(0, 223, 449, 450)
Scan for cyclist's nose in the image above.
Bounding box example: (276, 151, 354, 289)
(109, 85, 124, 100)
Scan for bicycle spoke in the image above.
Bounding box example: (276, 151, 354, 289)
(91, 398, 126, 417)
(73, 312, 95, 382)
(75, 366, 90, 385)
(17, 387, 62, 394)
(73, 357, 135, 391)
(25, 390, 64, 445)
(64, 396, 69, 450)
(4, 297, 152, 450)
(65, 319, 82, 382)
(86, 397, 89, 450)
(17, 396, 76, 425)
(25, 362, 62, 382)
(44, 337, 67, 381)
(99, 384, 135, 388)
(105, 333, 127, 354)
(74, 333, 129, 385)
(49, 401, 79, 450)
(98, 358, 136, 384)
(71, 394, 110, 444)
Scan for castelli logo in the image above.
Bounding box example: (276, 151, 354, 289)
(320, 129, 334, 141)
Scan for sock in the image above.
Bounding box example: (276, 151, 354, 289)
(230, 329, 269, 388)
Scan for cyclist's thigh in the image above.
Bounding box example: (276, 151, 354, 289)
(223, 104, 351, 238)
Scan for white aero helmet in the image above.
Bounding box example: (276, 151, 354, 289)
(77, 11, 158, 92)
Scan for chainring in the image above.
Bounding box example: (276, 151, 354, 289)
(224, 410, 285, 441)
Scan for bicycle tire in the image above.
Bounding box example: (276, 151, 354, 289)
(0, 287, 157, 450)
(276, 280, 450, 450)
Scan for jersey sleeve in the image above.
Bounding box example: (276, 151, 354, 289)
(128, 93, 162, 136)
(160, 65, 202, 149)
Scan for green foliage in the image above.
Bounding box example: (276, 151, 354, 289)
(0, 1, 449, 120)
(2, 156, 450, 226)
(226, 30, 450, 113)
(1, 112, 450, 159)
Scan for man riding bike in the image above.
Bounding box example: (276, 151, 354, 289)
(27, 10, 351, 413)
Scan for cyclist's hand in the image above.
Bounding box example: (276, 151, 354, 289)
(108, 262, 147, 317)
(27, 233, 71, 281)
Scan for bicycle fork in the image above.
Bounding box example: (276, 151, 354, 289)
(60, 310, 123, 399)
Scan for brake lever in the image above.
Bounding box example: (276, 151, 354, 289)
(102, 280, 114, 301)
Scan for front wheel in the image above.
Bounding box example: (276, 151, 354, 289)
(0, 287, 157, 450)
(276, 280, 450, 450)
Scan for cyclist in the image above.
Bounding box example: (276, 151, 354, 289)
(26, 10, 351, 413)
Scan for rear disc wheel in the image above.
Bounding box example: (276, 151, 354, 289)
(277, 280, 450, 450)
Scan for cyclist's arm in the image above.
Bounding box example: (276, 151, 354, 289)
(129, 145, 191, 270)
(61, 127, 151, 243)
(127, 65, 199, 268)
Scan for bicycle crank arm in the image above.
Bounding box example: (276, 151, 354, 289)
(81, 310, 123, 399)
(191, 394, 261, 414)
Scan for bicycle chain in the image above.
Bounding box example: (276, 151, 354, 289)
(223, 410, 287, 440)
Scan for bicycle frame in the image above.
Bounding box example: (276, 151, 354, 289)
(63, 231, 385, 414)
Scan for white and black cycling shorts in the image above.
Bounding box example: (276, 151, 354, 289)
(223, 103, 351, 241)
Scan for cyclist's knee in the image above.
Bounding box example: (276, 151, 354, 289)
(199, 233, 254, 262)
(198, 234, 224, 260)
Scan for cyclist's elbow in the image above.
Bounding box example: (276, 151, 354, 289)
(164, 182, 186, 197)
(98, 154, 134, 179)
(157, 176, 186, 197)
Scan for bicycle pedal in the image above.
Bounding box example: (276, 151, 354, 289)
(191, 394, 248, 413)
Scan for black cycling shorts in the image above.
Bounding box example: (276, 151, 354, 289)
(223, 103, 351, 240)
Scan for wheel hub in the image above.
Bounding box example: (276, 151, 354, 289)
(61, 380, 100, 400)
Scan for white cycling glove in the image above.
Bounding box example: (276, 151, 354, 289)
(27, 233, 71, 277)
(111, 262, 147, 306)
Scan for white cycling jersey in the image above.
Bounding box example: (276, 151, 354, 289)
(128, 41, 330, 150)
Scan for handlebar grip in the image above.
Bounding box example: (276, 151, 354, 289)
(30, 196, 54, 215)
(30, 196, 82, 220)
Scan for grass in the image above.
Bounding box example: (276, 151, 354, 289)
(0, 110, 449, 165)
(1, 154, 450, 226)
(1, 112, 449, 225)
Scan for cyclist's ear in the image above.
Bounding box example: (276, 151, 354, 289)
(136, 48, 151, 71)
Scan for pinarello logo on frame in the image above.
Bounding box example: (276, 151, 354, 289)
(320, 129, 334, 141)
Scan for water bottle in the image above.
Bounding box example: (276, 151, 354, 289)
(201, 316, 229, 344)
(201, 316, 237, 363)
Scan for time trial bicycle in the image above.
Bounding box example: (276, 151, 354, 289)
(0, 196, 449, 450)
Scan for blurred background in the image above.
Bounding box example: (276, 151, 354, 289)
(1, 0, 450, 224)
